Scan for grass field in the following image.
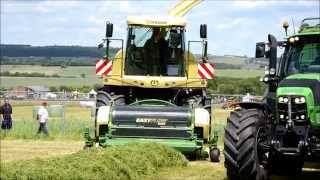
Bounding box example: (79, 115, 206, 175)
(1, 102, 319, 179)
(0, 140, 83, 162)
(0, 104, 94, 140)
(1, 65, 262, 88)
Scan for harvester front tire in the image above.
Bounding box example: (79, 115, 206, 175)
(96, 91, 125, 107)
(96, 91, 112, 107)
(224, 109, 267, 180)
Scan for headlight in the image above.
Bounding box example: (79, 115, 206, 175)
(280, 114, 284, 119)
(300, 97, 305, 103)
(283, 97, 289, 103)
(295, 98, 300, 104)
(289, 37, 295, 43)
(301, 115, 305, 119)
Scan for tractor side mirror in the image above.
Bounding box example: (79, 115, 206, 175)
(255, 42, 265, 58)
(106, 22, 113, 38)
(267, 34, 278, 73)
(200, 24, 207, 39)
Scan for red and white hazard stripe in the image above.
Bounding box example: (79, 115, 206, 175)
(96, 58, 112, 76)
(198, 63, 215, 79)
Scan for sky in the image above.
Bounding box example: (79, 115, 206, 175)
(1, 0, 319, 56)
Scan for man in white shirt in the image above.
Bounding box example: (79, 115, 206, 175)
(37, 102, 49, 135)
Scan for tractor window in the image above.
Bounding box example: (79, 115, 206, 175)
(287, 39, 320, 74)
(125, 26, 185, 76)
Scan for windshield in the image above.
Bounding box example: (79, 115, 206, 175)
(125, 26, 185, 76)
(287, 37, 320, 74)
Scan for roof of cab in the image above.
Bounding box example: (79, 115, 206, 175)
(127, 15, 187, 27)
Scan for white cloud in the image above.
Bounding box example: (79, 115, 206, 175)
(232, 0, 270, 9)
(85, 27, 100, 34)
(119, 1, 130, 13)
(215, 18, 251, 30)
(88, 15, 104, 25)
(56, 17, 68, 23)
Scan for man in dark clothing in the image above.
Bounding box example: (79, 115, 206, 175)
(144, 27, 168, 76)
(1, 99, 13, 130)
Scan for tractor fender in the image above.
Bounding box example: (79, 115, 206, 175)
(194, 108, 210, 141)
(238, 102, 271, 113)
(97, 106, 111, 124)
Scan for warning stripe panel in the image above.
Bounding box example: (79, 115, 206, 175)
(96, 58, 112, 76)
(198, 63, 215, 79)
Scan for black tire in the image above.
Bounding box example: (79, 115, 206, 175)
(224, 109, 267, 180)
(210, 147, 220, 162)
(96, 91, 112, 107)
(96, 91, 125, 108)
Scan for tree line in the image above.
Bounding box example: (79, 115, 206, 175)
(0, 71, 61, 78)
(208, 77, 266, 95)
(1, 44, 119, 57)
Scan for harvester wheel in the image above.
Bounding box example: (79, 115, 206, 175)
(96, 91, 112, 107)
(224, 109, 267, 180)
(96, 91, 125, 108)
(209, 147, 220, 162)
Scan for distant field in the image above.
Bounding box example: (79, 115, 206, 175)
(1, 76, 101, 88)
(1, 65, 101, 88)
(215, 69, 263, 78)
(1, 65, 97, 77)
(210, 56, 247, 65)
(1, 65, 262, 88)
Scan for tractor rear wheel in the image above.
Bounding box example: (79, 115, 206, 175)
(224, 109, 267, 180)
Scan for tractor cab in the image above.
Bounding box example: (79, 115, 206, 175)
(280, 18, 320, 78)
(125, 16, 186, 77)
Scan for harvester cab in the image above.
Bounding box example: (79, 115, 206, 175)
(224, 17, 320, 180)
(85, 0, 220, 162)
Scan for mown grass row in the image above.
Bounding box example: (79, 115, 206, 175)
(1, 143, 188, 180)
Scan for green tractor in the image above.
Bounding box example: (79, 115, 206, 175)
(224, 17, 320, 179)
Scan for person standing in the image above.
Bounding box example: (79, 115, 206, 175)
(1, 99, 13, 130)
(37, 102, 49, 135)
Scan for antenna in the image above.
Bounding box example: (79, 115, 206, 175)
(291, 17, 296, 34)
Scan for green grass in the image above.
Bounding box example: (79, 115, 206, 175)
(1, 143, 187, 180)
(0, 105, 94, 140)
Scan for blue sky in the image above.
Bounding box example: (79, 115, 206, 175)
(1, 0, 319, 56)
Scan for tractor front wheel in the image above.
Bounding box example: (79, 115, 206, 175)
(224, 109, 268, 180)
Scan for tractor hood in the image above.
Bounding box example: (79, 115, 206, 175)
(278, 74, 320, 106)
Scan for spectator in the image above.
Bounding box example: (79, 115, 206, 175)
(37, 102, 49, 135)
(1, 99, 13, 130)
(242, 93, 253, 102)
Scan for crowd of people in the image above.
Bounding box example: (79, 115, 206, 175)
(0, 99, 49, 135)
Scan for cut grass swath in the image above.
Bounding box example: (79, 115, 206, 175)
(1, 143, 187, 180)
